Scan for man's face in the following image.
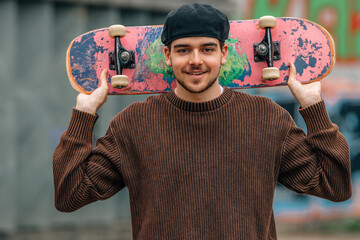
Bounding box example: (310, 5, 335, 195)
(164, 37, 228, 94)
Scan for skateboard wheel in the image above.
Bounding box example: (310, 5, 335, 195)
(262, 67, 279, 80)
(259, 16, 276, 28)
(111, 75, 129, 88)
(109, 25, 126, 38)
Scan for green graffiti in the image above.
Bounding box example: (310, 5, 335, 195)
(219, 37, 248, 86)
(253, 0, 289, 18)
(308, 0, 349, 59)
(356, 0, 360, 58)
(145, 38, 174, 79)
(146, 37, 248, 86)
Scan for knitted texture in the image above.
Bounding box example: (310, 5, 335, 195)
(53, 88, 351, 239)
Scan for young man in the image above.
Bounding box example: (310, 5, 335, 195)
(53, 3, 351, 239)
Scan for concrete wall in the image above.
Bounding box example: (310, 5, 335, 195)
(46, 0, 236, 13)
(0, 0, 172, 235)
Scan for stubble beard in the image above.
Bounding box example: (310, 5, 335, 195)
(173, 62, 222, 94)
(176, 75, 218, 94)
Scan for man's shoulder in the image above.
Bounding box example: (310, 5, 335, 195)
(231, 90, 292, 116)
(129, 93, 167, 110)
(112, 93, 167, 121)
(231, 90, 279, 107)
(230, 90, 294, 126)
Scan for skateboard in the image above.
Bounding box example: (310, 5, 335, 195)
(66, 16, 335, 95)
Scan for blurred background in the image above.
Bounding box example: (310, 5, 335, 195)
(0, 0, 359, 239)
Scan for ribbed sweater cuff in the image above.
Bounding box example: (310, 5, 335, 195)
(66, 108, 99, 139)
(299, 100, 332, 134)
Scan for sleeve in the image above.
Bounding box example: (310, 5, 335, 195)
(53, 108, 126, 212)
(278, 100, 352, 202)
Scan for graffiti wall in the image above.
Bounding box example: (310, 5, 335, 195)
(241, 0, 360, 223)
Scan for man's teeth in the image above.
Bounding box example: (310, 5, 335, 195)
(188, 72, 204, 75)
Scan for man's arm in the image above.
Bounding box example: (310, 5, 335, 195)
(278, 62, 352, 202)
(53, 69, 125, 212)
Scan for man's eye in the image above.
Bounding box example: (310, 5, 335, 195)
(177, 49, 189, 53)
(203, 48, 214, 53)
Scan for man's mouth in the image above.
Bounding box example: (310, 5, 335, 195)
(185, 70, 208, 75)
(188, 72, 205, 75)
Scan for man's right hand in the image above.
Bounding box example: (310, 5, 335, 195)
(75, 68, 109, 115)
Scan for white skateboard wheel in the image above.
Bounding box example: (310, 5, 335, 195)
(111, 75, 129, 88)
(259, 16, 276, 28)
(108, 25, 126, 38)
(262, 67, 280, 80)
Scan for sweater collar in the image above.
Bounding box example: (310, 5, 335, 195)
(165, 87, 233, 112)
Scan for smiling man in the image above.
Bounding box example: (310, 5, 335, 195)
(53, 3, 351, 239)
(161, 4, 229, 102)
(164, 37, 227, 102)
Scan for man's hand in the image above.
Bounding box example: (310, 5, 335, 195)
(75, 69, 109, 115)
(287, 62, 322, 108)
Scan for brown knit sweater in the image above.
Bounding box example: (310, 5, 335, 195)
(53, 88, 351, 239)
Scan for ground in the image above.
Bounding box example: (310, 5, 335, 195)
(1, 219, 360, 240)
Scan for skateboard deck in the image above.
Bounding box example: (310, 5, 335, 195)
(66, 17, 335, 95)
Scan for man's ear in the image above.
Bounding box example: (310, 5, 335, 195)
(221, 44, 228, 66)
(164, 46, 172, 67)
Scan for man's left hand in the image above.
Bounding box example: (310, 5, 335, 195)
(287, 61, 322, 108)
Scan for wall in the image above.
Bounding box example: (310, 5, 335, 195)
(47, 0, 236, 12)
(0, 0, 359, 237)
(0, 0, 170, 235)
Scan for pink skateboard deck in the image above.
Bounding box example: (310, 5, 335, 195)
(66, 17, 335, 95)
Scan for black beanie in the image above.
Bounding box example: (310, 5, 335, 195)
(161, 3, 230, 46)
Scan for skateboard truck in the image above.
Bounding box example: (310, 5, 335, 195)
(108, 25, 135, 88)
(254, 16, 280, 80)
(109, 51, 135, 72)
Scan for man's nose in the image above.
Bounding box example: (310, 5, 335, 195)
(189, 50, 203, 65)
